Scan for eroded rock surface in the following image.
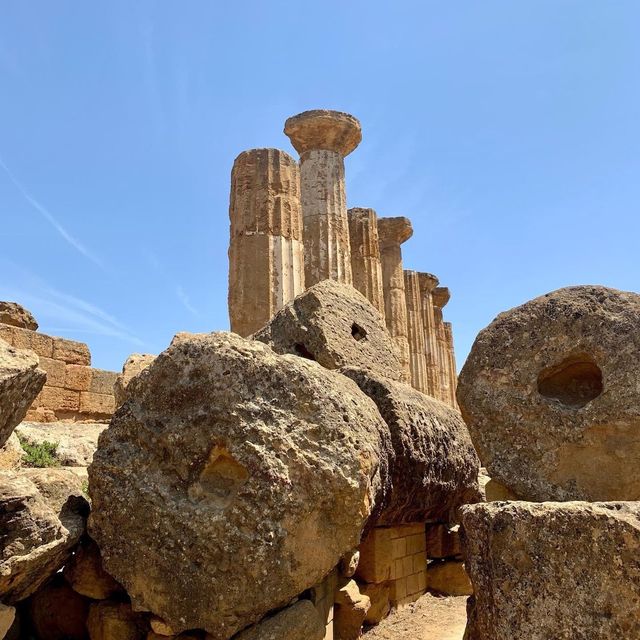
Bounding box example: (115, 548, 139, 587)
(0, 339, 46, 448)
(0, 301, 38, 331)
(254, 280, 402, 382)
(89, 332, 388, 638)
(113, 353, 155, 407)
(457, 286, 640, 501)
(234, 600, 325, 640)
(461, 501, 640, 640)
(342, 368, 481, 524)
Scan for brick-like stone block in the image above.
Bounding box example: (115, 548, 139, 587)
(65, 365, 93, 392)
(4, 325, 54, 358)
(390, 576, 407, 602)
(427, 560, 472, 596)
(425, 524, 462, 559)
(392, 537, 406, 560)
(412, 551, 426, 574)
(53, 337, 91, 365)
(406, 571, 422, 596)
(89, 369, 118, 395)
(40, 387, 80, 413)
(0, 324, 15, 346)
(79, 392, 115, 416)
(38, 357, 67, 388)
(407, 532, 426, 555)
(356, 527, 393, 584)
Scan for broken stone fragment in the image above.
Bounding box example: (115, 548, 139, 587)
(86, 601, 147, 640)
(339, 549, 360, 578)
(233, 600, 325, 640)
(333, 579, 370, 640)
(359, 582, 390, 625)
(426, 560, 472, 596)
(113, 353, 155, 407)
(0, 301, 38, 331)
(63, 538, 122, 600)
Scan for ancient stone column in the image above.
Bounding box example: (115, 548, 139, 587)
(404, 270, 428, 393)
(443, 321, 458, 408)
(378, 217, 413, 382)
(417, 272, 441, 399)
(284, 110, 361, 287)
(228, 148, 304, 337)
(432, 287, 451, 405)
(347, 208, 385, 318)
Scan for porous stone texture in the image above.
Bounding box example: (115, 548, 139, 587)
(15, 421, 106, 467)
(457, 285, 640, 502)
(404, 270, 428, 394)
(64, 538, 122, 600)
(426, 560, 472, 596)
(228, 149, 304, 337)
(432, 287, 453, 405)
(417, 272, 440, 399)
(0, 339, 46, 447)
(88, 332, 388, 638)
(234, 600, 325, 640)
(0, 468, 88, 603)
(254, 279, 403, 382)
(461, 501, 640, 640)
(284, 110, 361, 287)
(342, 368, 481, 525)
(0, 432, 23, 470)
(86, 601, 146, 640)
(113, 353, 155, 407)
(334, 579, 370, 640)
(0, 302, 38, 330)
(377, 217, 412, 382)
(348, 208, 386, 318)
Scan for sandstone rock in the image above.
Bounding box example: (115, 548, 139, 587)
(340, 549, 360, 578)
(484, 478, 519, 502)
(28, 575, 90, 640)
(0, 302, 38, 330)
(342, 368, 481, 524)
(234, 600, 325, 640)
(334, 579, 370, 640)
(113, 354, 155, 406)
(253, 280, 403, 382)
(457, 286, 640, 502)
(64, 538, 122, 600)
(87, 601, 146, 640)
(426, 560, 472, 596)
(0, 339, 46, 448)
(0, 604, 15, 639)
(88, 332, 388, 638)
(461, 501, 640, 640)
(16, 421, 106, 467)
(360, 582, 391, 625)
(0, 469, 88, 603)
(149, 616, 176, 636)
(0, 432, 23, 470)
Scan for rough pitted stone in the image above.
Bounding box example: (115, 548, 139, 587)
(342, 368, 481, 525)
(0, 301, 38, 330)
(284, 110, 361, 156)
(64, 538, 122, 600)
(461, 501, 640, 640)
(0, 432, 23, 470)
(0, 469, 88, 603)
(0, 339, 46, 448)
(254, 280, 403, 382)
(113, 353, 155, 407)
(228, 149, 304, 337)
(87, 601, 146, 640)
(457, 285, 640, 502)
(88, 332, 388, 638)
(334, 579, 370, 640)
(234, 600, 325, 640)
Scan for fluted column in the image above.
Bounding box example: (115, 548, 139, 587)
(404, 270, 428, 393)
(432, 287, 451, 405)
(284, 110, 361, 287)
(228, 148, 304, 337)
(443, 321, 458, 408)
(348, 207, 385, 318)
(417, 272, 441, 399)
(378, 217, 413, 382)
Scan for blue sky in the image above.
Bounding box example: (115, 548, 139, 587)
(1, 1, 638, 372)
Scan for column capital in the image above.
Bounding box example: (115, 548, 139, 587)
(377, 217, 413, 247)
(284, 110, 362, 157)
(432, 287, 451, 309)
(417, 272, 439, 294)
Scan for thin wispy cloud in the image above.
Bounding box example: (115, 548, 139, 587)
(175, 285, 199, 318)
(0, 154, 105, 270)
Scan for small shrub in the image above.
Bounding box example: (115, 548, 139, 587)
(18, 437, 60, 468)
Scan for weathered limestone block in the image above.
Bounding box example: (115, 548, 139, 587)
(334, 580, 370, 640)
(461, 501, 640, 640)
(340, 549, 360, 578)
(0, 339, 46, 447)
(403, 270, 428, 393)
(348, 208, 385, 318)
(0, 302, 38, 330)
(360, 583, 391, 625)
(79, 391, 115, 417)
(284, 110, 361, 287)
(149, 616, 176, 636)
(0, 469, 88, 603)
(90, 368, 118, 395)
(377, 217, 412, 382)
(113, 353, 155, 406)
(0, 432, 23, 470)
(0, 324, 53, 358)
(432, 287, 452, 405)
(52, 337, 91, 365)
(38, 356, 67, 387)
(342, 368, 481, 525)
(40, 386, 80, 413)
(228, 148, 304, 337)
(234, 600, 325, 640)
(426, 560, 472, 596)
(16, 421, 106, 466)
(457, 285, 640, 502)
(87, 601, 146, 640)
(254, 280, 403, 382)
(417, 272, 440, 398)
(425, 524, 462, 559)
(443, 322, 458, 407)
(64, 538, 122, 600)
(88, 332, 388, 638)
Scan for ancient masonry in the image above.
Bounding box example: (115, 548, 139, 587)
(228, 110, 458, 405)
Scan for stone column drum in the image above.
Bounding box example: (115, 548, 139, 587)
(417, 272, 441, 399)
(443, 321, 458, 407)
(284, 110, 362, 287)
(404, 270, 429, 393)
(228, 148, 304, 337)
(377, 217, 413, 382)
(432, 287, 452, 405)
(347, 207, 385, 318)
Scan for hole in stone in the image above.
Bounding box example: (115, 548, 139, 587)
(294, 342, 316, 361)
(537, 353, 603, 409)
(351, 323, 367, 341)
